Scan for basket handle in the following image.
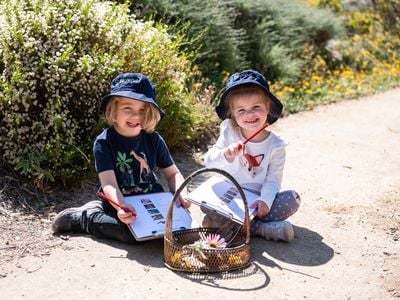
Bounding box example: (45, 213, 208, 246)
(165, 167, 251, 244)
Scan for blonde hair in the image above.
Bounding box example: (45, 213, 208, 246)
(225, 85, 270, 128)
(104, 97, 161, 132)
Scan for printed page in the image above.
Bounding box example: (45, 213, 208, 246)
(124, 192, 197, 241)
(187, 176, 259, 224)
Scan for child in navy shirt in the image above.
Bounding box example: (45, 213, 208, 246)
(52, 73, 190, 243)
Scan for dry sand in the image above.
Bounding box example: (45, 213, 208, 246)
(0, 88, 399, 299)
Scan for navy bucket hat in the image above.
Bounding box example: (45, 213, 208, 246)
(100, 73, 165, 118)
(216, 70, 283, 124)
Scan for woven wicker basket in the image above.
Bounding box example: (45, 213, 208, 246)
(164, 168, 251, 273)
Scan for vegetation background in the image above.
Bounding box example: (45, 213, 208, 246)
(0, 0, 399, 191)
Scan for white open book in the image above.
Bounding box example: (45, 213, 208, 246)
(187, 176, 259, 225)
(124, 192, 198, 241)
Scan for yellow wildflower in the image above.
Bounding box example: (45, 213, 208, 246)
(181, 257, 193, 269)
(170, 252, 181, 263)
(228, 255, 242, 265)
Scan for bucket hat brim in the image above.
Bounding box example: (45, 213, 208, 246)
(100, 91, 165, 118)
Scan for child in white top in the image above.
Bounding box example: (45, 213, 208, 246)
(204, 70, 300, 241)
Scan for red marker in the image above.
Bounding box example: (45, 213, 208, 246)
(238, 123, 269, 150)
(96, 191, 136, 216)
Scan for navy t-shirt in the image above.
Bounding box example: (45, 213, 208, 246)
(93, 127, 174, 195)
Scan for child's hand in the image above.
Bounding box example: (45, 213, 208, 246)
(250, 200, 270, 218)
(224, 143, 243, 162)
(175, 194, 191, 209)
(117, 203, 137, 224)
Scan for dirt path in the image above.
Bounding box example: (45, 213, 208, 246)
(1, 88, 399, 299)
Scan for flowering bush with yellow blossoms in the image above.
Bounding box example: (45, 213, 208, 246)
(272, 8, 400, 115)
(0, 0, 203, 188)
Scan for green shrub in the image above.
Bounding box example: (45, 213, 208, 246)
(372, 0, 400, 35)
(316, 0, 344, 13)
(346, 10, 380, 35)
(0, 0, 204, 188)
(130, 0, 345, 94)
(234, 0, 345, 84)
(130, 0, 247, 88)
(276, 0, 400, 115)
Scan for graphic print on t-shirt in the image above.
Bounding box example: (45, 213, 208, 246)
(130, 150, 150, 183)
(116, 150, 156, 195)
(241, 152, 265, 177)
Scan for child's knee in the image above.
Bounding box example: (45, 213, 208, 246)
(275, 190, 300, 217)
(291, 190, 301, 206)
(286, 190, 300, 214)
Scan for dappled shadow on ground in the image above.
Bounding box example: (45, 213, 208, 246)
(83, 225, 334, 270)
(84, 235, 270, 291)
(81, 224, 332, 291)
(86, 237, 166, 268)
(253, 225, 334, 267)
(171, 225, 333, 288)
(174, 262, 270, 291)
(0, 167, 100, 265)
(244, 225, 334, 280)
(2, 147, 332, 288)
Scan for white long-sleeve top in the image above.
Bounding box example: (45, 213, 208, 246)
(204, 119, 286, 209)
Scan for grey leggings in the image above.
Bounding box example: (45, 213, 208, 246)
(250, 190, 300, 235)
(257, 190, 301, 222)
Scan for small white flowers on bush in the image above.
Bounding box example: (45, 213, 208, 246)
(0, 0, 199, 188)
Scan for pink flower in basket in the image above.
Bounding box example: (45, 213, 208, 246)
(183, 233, 228, 262)
(206, 233, 227, 249)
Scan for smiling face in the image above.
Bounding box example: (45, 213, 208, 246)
(104, 96, 161, 135)
(113, 97, 146, 137)
(229, 89, 270, 139)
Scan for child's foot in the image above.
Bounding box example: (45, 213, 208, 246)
(252, 220, 294, 242)
(51, 201, 103, 233)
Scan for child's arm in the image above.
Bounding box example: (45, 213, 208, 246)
(98, 170, 137, 224)
(161, 164, 191, 208)
(204, 121, 242, 173)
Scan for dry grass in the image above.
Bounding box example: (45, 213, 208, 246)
(378, 189, 400, 240)
(323, 203, 355, 214)
(322, 188, 400, 242)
